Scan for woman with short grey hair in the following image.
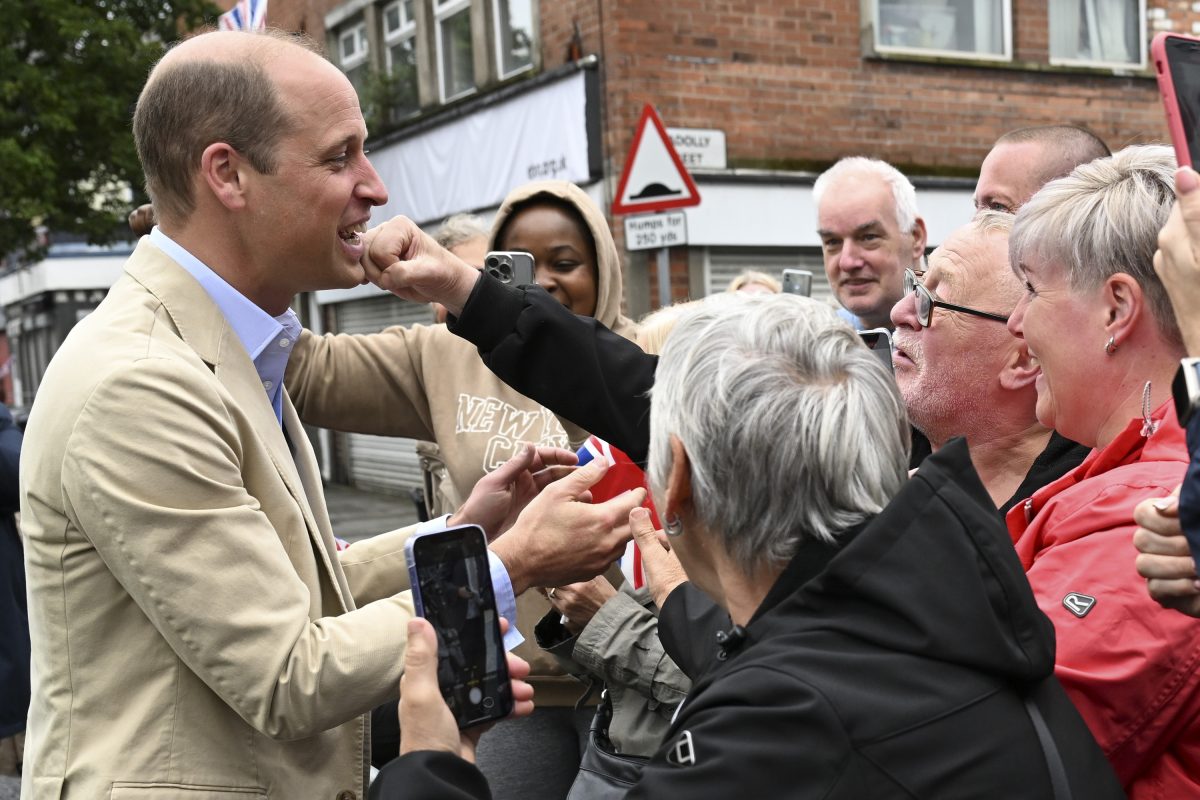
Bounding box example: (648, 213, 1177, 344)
(647, 293, 907, 563)
(1004, 144, 1200, 797)
(379, 291, 1121, 799)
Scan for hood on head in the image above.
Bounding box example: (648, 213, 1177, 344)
(489, 180, 634, 335)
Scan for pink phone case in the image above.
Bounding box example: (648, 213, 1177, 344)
(1153, 31, 1198, 168)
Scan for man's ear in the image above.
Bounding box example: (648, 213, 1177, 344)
(910, 217, 929, 262)
(664, 435, 693, 520)
(199, 142, 250, 211)
(999, 340, 1040, 391)
(1101, 272, 1144, 350)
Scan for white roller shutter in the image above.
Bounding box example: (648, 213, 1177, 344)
(335, 295, 434, 495)
(703, 248, 838, 308)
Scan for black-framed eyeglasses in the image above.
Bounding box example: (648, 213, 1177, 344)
(903, 269, 1010, 329)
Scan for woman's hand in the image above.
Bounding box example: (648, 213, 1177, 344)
(546, 576, 617, 634)
(1133, 487, 1200, 618)
(629, 507, 689, 609)
(1154, 167, 1200, 357)
(399, 617, 535, 762)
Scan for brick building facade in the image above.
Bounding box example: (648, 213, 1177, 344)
(216, 0, 1187, 491)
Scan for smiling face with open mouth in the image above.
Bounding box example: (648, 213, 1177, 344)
(1007, 253, 1103, 446)
(243, 48, 389, 310)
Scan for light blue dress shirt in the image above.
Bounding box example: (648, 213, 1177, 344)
(147, 228, 523, 649)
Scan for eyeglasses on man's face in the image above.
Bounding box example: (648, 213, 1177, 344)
(903, 269, 1011, 329)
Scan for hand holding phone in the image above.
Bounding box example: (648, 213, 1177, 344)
(1153, 32, 1200, 168)
(405, 525, 512, 729)
(484, 251, 536, 286)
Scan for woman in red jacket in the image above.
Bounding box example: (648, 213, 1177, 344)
(1005, 144, 1200, 798)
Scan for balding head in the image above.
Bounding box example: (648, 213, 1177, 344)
(133, 30, 323, 224)
(974, 126, 1110, 214)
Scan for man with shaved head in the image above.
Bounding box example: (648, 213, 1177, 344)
(18, 30, 636, 799)
(974, 125, 1110, 214)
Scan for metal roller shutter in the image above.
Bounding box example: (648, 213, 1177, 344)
(703, 247, 838, 307)
(334, 295, 434, 495)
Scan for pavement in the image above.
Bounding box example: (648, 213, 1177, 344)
(4, 481, 420, 794)
(324, 480, 422, 543)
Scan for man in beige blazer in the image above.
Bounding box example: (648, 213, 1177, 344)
(19, 30, 640, 800)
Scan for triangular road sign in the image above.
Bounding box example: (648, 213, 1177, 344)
(612, 104, 701, 215)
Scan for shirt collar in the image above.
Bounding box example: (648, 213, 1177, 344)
(150, 227, 300, 420)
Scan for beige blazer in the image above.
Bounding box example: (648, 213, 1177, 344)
(20, 241, 416, 800)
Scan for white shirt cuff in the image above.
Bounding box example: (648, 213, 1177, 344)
(413, 515, 524, 650)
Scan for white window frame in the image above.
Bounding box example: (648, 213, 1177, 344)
(339, 21, 369, 70)
(492, 0, 535, 80)
(871, 0, 1013, 63)
(435, 0, 476, 103)
(383, 0, 416, 43)
(1047, 0, 1147, 70)
(382, 0, 420, 117)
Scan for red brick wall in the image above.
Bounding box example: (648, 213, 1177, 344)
(545, 0, 1183, 181)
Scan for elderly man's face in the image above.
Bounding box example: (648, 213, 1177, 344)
(818, 173, 923, 330)
(890, 226, 1019, 443)
(974, 141, 1051, 214)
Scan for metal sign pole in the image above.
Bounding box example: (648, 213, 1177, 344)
(656, 246, 670, 308)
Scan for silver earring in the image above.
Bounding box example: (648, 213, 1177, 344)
(664, 513, 684, 537)
(1105, 336, 1117, 356)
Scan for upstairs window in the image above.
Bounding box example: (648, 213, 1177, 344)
(383, 0, 420, 117)
(1048, 0, 1145, 68)
(873, 0, 1011, 61)
(436, 0, 476, 101)
(494, 0, 534, 78)
(338, 22, 369, 95)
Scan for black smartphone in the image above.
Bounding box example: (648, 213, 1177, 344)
(1153, 32, 1200, 169)
(859, 327, 894, 375)
(484, 251, 535, 286)
(781, 269, 813, 296)
(405, 525, 512, 729)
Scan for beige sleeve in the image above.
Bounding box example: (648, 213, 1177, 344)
(285, 324, 437, 441)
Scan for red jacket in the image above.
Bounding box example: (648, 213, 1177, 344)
(1007, 401, 1200, 799)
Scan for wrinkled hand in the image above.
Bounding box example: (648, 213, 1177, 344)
(1133, 487, 1200, 618)
(490, 459, 646, 596)
(451, 444, 578, 541)
(1154, 167, 1200, 357)
(361, 217, 481, 316)
(547, 576, 617, 635)
(629, 507, 689, 608)
(399, 617, 534, 762)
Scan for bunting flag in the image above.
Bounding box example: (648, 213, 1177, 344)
(218, 0, 268, 32)
(576, 436, 660, 590)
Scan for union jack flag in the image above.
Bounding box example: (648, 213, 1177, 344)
(576, 436, 659, 590)
(218, 0, 268, 32)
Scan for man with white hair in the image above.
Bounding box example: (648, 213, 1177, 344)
(814, 157, 928, 331)
(890, 212, 1088, 513)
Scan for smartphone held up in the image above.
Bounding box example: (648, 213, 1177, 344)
(405, 524, 512, 729)
(1154, 32, 1200, 169)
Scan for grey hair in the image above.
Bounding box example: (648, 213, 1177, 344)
(434, 213, 490, 251)
(1009, 144, 1182, 348)
(813, 156, 920, 234)
(647, 293, 910, 573)
(973, 208, 1014, 236)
